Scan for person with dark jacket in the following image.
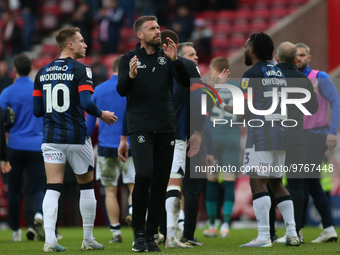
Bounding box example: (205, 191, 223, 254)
(159, 31, 202, 249)
(117, 16, 191, 252)
(272, 42, 318, 243)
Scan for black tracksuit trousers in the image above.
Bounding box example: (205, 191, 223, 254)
(129, 132, 175, 238)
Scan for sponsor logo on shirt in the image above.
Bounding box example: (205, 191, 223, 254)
(46, 65, 68, 72)
(137, 59, 146, 69)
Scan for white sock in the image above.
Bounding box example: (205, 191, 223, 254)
(178, 221, 184, 231)
(209, 224, 216, 230)
(43, 190, 60, 246)
(179, 210, 184, 221)
(111, 229, 122, 236)
(253, 195, 271, 241)
(277, 199, 297, 237)
(128, 203, 132, 215)
(110, 223, 121, 236)
(80, 189, 96, 242)
(324, 226, 335, 233)
(166, 186, 181, 239)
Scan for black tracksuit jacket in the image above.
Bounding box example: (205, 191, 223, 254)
(117, 43, 191, 135)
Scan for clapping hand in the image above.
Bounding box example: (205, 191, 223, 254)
(163, 37, 178, 61)
(129, 55, 138, 79)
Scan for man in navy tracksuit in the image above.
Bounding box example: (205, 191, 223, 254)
(117, 16, 191, 252)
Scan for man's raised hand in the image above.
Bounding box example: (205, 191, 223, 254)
(163, 37, 178, 61)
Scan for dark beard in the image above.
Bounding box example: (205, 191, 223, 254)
(245, 54, 252, 66)
(145, 38, 161, 48)
(297, 63, 307, 71)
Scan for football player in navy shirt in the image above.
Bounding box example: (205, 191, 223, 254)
(33, 27, 117, 252)
(220, 33, 300, 248)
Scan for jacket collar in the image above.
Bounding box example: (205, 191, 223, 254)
(276, 62, 298, 70)
(135, 42, 161, 55)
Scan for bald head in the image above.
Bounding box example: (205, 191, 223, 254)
(276, 41, 297, 63)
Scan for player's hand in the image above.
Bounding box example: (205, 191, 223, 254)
(326, 134, 337, 150)
(163, 37, 178, 61)
(208, 69, 230, 90)
(100, 110, 118, 126)
(129, 55, 138, 79)
(118, 136, 129, 162)
(187, 131, 202, 158)
(212, 68, 230, 85)
(1, 161, 11, 173)
(206, 155, 214, 166)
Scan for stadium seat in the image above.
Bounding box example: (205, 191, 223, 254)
(234, 9, 252, 22)
(77, 57, 91, 66)
(213, 24, 232, 38)
(249, 21, 268, 33)
(271, 0, 289, 8)
(237, 0, 255, 9)
(253, 9, 270, 21)
(229, 35, 246, 48)
(216, 10, 234, 25)
(120, 27, 135, 40)
(254, 0, 271, 10)
(32, 56, 55, 70)
(211, 37, 229, 51)
(103, 54, 119, 69)
(231, 22, 249, 34)
(270, 8, 288, 21)
(199, 11, 217, 24)
(289, 0, 310, 7)
(40, 44, 60, 58)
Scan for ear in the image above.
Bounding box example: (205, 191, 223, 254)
(69, 41, 74, 50)
(13, 67, 17, 74)
(308, 54, 312, 64)
(275, 55, 279, 63)
(137, 31, 143, 41)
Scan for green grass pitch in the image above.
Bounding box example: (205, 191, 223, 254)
(0, 226, 339, 254)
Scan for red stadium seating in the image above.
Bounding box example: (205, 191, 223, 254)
(40, 44, 60, 58)
(32, 56, 55, 70)
(103, 54, 120, 69)
(213, 24, 232, 38)
(216, 10, 235, 25)
(211, 37, 229, 50)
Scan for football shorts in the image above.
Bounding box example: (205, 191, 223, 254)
(41, 137, 94, 175)
(170, 139, 186, 178)
(242, 145, 286, 178)
(96, 156, 135, 186)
